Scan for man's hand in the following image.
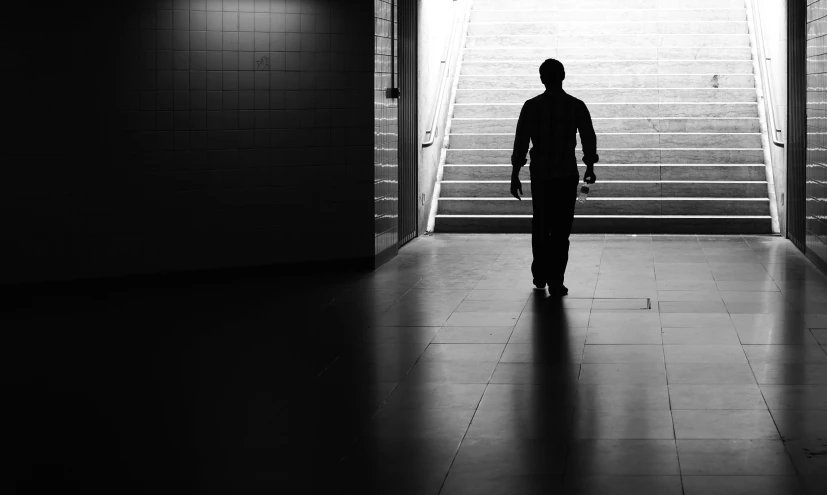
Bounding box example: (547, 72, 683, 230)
(510, 176, 523, 200)
(583, 168, 597, 184)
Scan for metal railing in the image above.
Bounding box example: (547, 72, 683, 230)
(422, 0, 468, 148)
(752, 0, 784, 148)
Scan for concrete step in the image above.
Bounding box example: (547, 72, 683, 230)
(442, 164, 767, 182)
(466, 34, 751, 48)
(449, 133, 761, 149)
(446, 149, 763, 164)
(463, 47, 753, 61)
(458, 74, 754, 89)
(433, 215, 773, 234)
(437, 198, 770, 216)
(461, 60, 754, 75)
(453, 103, 758, 119)
(473, 0, 748, 9)
(468, 22, 748, 36)
(450, 118, 760, 133)
(455, 88, 757, 103)
(439, 181, 769, 198)
(470, 9, 746, 23)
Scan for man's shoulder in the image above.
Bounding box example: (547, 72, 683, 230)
(566, 93, 588, 108)
(523, 93, 546, 106)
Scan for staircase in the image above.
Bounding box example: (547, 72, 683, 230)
(434, 0, 774, 234)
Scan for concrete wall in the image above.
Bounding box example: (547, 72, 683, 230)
(758, 0, 788, 234)
(1, 1, 375, 284)
(418, 0, 469, 234)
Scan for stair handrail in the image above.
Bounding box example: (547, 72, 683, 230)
(751, 0, 784, 148)
(422, 0, 469, 148)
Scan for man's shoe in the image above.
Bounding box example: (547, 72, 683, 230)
(533, 279, 546, 289)
(550, 285, 569, 296)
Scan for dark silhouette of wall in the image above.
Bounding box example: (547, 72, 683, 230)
(1, 1, 375, 284)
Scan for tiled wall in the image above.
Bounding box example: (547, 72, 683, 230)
(374, 0, 399, 263)
(4, 0, 377, 283)
(806, 0, 827, 269)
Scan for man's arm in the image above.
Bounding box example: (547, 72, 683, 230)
(577, 100, 598, 183)
(510, 102, 531, 199)
(511, 103, 531, 178)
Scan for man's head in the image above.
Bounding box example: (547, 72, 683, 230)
(539, 58, 565, 88)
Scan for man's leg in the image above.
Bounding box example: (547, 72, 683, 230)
(530, 179, 549, 287)
(547, 176, 579, 288)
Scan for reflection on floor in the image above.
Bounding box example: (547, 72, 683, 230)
(325, 235, 827, 494)
(6, 234, 827, 494)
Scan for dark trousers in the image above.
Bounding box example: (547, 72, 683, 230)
(531, 176, 579, 286)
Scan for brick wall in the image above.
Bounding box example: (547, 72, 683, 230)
(2, 0, 376, 284)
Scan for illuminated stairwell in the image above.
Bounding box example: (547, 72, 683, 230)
(433, 0, 774, 233)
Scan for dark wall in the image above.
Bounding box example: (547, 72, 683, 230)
(2, 0, 375, 284)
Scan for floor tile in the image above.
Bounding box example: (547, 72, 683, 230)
(500, 342, 584, 363)
(682, 476, 807, 495)
(489, 363, 580, 385)
(572, 409, 675, 439)
(420, 343, 505, 362)
(567, 439, 679, 475)
(582, 345, 664, 364)
(666, 363, 757, 384)
(575, 384, 670, 410)
(784, 439, 827, 475)
(716, 281, 781, 291)
(432, 326, 514, 344)
(668, 384, 766, 409)
(736, 327, 820, 345)
(658, 301, 728, 313)
(562, 475, 683, 495)
(751, 364, 827, 385)
(403, 361, 498, 384)
(811, 328, 827, 345)
(463, 290, 532, 302)
(661, 327, 741, 345)
(440, 472, 561, 495)
(367, 407, 475, 440)
(382, 383, 486, 411)
(376, 310, 452, 327)
(453, 299, 527, 313)
(725, 301, 795, 314)
(760, 385, 827, 410)
(656, 290, 723, 302)
(449, 437, 567, 476)
(659, 313, 734, 328)
(672, 410, 779, 439)
(743, 345, 827, 364)
(515, 310, 591, 329)
(676, 439, 796, 475)
(444, 311, 521, 327)
(465, 407, 571, 439)
(663, 345, 747, 364)
(770, 410, 827, 441)
(586, 312, 661, 330)
(657, 280, 718, 291)
(579, 363, 667, 385)
(478, 384, 574, 411)
(585, 327, 662, 345)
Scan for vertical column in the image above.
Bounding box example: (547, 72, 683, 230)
(801, 1, 827, 273)
(788, 0, 807, 251)
(374, 0, 399, 265)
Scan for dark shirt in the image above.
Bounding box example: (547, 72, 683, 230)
(511, 89, 599, 180)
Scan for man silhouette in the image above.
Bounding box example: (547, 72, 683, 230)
(510, 58, 598, 296)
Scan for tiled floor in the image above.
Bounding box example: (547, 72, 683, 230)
(327, 235, 827, 494)
(6, 234, 827, 494)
